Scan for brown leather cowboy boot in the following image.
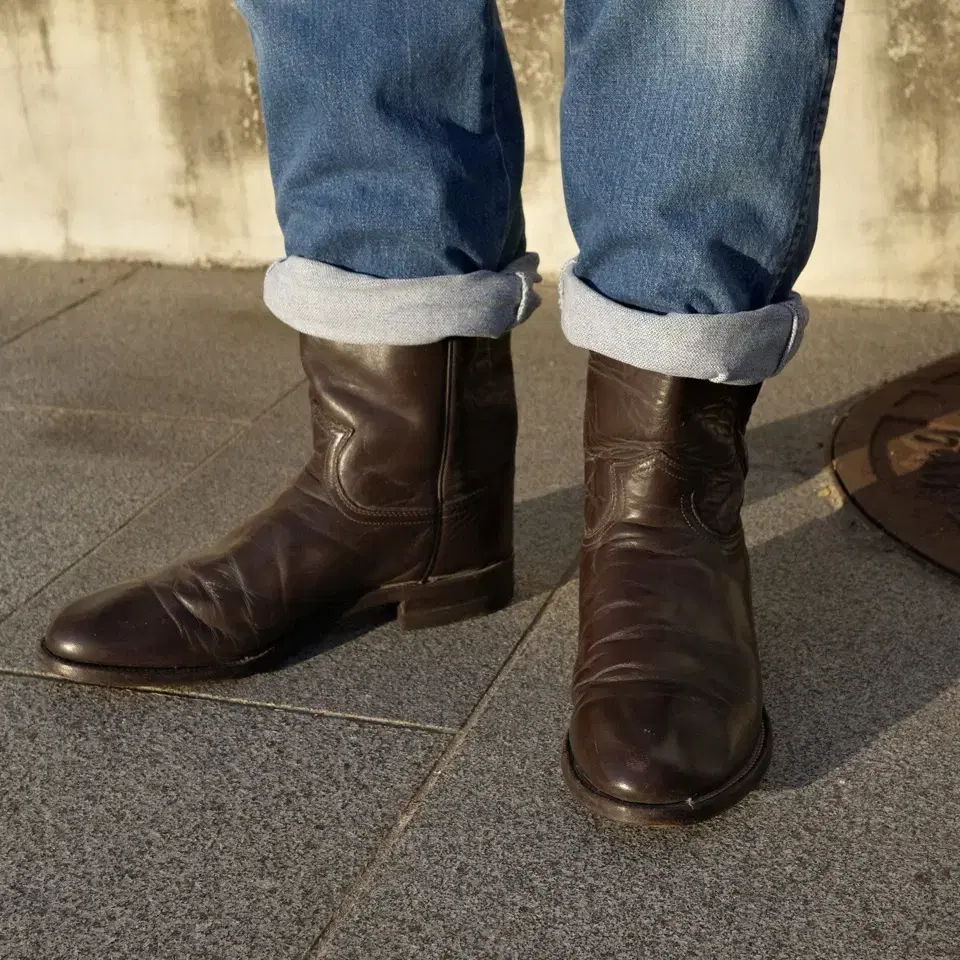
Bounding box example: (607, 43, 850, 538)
(41, 334, 516, 686)
(562, 352, 771, 825)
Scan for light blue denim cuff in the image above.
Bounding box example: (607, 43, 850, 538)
(264, 253, 541, 344)
(559, 260, 807, 385)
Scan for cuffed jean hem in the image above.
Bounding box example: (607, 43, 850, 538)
(559, 261, 807, 385)
(263, 253, 542, 344)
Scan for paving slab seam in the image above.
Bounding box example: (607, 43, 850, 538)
(0, 667, 459, 735)
(300, 554, 581, 960)
(0, 264, 142, 348)
(0, 401, 253, 426)
(0, 376, 307, 630)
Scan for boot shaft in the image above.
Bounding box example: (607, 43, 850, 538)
(300, 334, 517, 574)
(584, 352, 759, 463)
(584, 353, 760, 537)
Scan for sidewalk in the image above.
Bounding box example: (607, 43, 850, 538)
(1, 260, 958, 960)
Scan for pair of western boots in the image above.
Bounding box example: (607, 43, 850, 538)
(41, 333, 770, 826)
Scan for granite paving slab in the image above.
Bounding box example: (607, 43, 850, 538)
(313, 468, 960, 959)
(0, 259, 135, 345)
(0, 407, 237, 622)
(0, 265, 302, 421)
(0, 674, 447, 960)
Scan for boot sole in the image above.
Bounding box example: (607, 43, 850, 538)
(561, 708, 772, 827)
(38, 558, 513, 689)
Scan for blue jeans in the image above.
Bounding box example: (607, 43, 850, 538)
(236, 0, 845, 384)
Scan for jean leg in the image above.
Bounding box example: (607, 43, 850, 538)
(236, 0, 540, 343)
(560, 0, 845, 383)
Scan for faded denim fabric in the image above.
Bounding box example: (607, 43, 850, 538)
(236, 0, 844, 383)
(265, 253, 541, 344)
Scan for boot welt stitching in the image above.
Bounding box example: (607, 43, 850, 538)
(582, 457, 660, 544)
(320, 428, 496, 522)
(309, 414, 437, 519)
(680, 493, 744, 550)
(327, 428, 437, 519)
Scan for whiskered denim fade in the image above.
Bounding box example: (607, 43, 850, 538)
(236, 0, 845, 384)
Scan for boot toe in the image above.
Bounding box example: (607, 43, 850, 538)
(44, 582, 202, 670)
(568, 692, 758, 806)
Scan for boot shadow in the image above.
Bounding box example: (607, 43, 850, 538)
(745, 394, 960, 792)
(752, 498, 960, 792)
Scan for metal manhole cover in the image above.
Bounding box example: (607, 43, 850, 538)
(832, 353, 960, 577)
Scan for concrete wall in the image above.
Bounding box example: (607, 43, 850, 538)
(1, 0, 958, 304)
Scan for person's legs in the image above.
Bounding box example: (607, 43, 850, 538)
(240, 0, 539, 342)
(561, 0, 843, 384)
(560, 0, 844, 823)
(42, 0, 532, 684)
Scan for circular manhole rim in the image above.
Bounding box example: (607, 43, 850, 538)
(831, 352, 960, 578)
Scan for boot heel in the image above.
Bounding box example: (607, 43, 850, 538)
(397, 559, 514, 630)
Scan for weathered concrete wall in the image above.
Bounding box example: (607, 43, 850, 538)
(811, 0, 960, 302)
(1, 0, 277, 262)
(1, 0, 958, 304)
